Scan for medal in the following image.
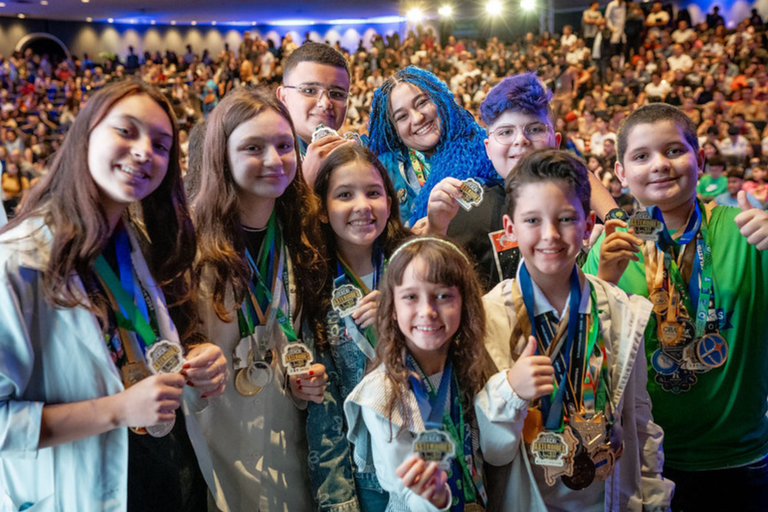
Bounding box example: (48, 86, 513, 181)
(281, 342, 314, 375)
(464, 504, 485, 512)
(312, 124, 339, 143)
(561, 449, 596, 490)
(570, 409, 606, 454)
(536, 426, 578, 486)
(248, 360, 273, 387)
(628, 210, 663, 242)
(523, 407, 544, 444)
(121, 361, 149, 388)
(343, 132, 363, 144)
(605, 208, 629, 222)
(412, 429, 456, 469)
(147, 419, 175, 438)
(655, 368, 697, 394)
(695, 333, 728, 369)
(331, 283, 363, 318)
(659, 321, 683, 345)
(590, 444, 616, 481)
(455, 178, 484, 211)
(145, 339, 185, 375)
(649, 289, 669, 315)
(235, 367, 262, 396)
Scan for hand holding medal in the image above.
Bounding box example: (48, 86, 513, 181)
(117, 372, 185, 430)
(181, 343, 228, 399)
(596, 214, 642, 286)
(426, 177, 464, 236)
(396, 454, 451, 510)
(288, 363, 328, 404)
(350, 290, 380, 329)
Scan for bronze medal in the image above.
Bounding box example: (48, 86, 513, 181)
(523, 407, 544, 444)
(235, 367, 262, 396)
(649, 290, 669, 315)
(561, 450, 596, 490)
(570, 411, 606, 454)
(535, 427, 578, 486)
(591, 444, 616, 481)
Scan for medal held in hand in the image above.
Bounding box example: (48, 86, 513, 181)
(413, 429, 456, 469)
(312, 124, 339, 143)
(146, 340, 185, 375)
(628, 210, 663, 242)
(331, 283, 363, 318)
(281, 342, 314, 375)
(456, 178, 484, 211)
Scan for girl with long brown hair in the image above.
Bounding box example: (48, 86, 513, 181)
(189, 86, 327, 512)
(0, 80, 227, 511)
(344, 237, 492, 511)
(307, 144, 410, 511)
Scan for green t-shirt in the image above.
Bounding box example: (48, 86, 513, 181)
(584, 205, 768, 470)
(697, 174, 727, 198)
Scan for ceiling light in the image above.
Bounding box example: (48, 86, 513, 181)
(170, 20, 176, 25)
(17, 13, 25, 18)
(521, 0, 535, 10)
(406, 7, 423, 22)
(40, 1, 48, 5)
(150, 20, 156, 25)
(191, 20, 197, 25)
(0, 2, 7, 6)
(438, 5, 453, 17)
(81, 0, 89, 3)
(107, 17, 113, 23)
(252, 21, 257, 26)
(211, 21, 217, 25)
(86, 16, 92, 22)
(486, 0, 503, 15)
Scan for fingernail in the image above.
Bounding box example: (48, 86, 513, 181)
(182, 363, 190, 369)
(298, 385, 303, 390)
(296, 378, 301, 384)
(309, 371, 315, 376)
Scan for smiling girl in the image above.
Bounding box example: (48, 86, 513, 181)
(0, 81, 227, 511)
(190, 86, 328, 512)
(368, 67, 497, 228)
(344, 237, 492, 511)
(307, 145, 410, 511)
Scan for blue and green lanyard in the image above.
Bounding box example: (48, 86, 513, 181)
(408, 357, 486, 509)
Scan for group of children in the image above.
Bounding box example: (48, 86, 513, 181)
(1, 41, 767, 512)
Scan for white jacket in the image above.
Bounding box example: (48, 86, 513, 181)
(476, 274, 674, 512)
(0, 217, 187, 512)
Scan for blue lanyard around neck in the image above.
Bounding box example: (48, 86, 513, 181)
(408, 357, 453, 430)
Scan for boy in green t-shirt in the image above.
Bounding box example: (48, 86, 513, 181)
(584, 103, 768, 512)
(696, 154, 727, 202)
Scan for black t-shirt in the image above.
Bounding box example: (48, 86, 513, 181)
(446, 180, 521, 292)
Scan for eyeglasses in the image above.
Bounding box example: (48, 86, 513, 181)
(488, 122, 552, 145)
(283, 84, 349, 103)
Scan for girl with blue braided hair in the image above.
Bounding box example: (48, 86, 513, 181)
(368, 66, 498, 227)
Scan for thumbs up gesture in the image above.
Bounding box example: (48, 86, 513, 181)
(597, 218, 643, 285)
(506, 336, 555, 401)
(734, 191, 768, 251)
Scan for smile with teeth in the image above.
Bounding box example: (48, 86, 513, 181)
(414, 121, 434, 136)
(538, 248, 564, 254)
(349, 219, 375, 227)
(118, 165, 148, 179)
(415, 325, 442, 332)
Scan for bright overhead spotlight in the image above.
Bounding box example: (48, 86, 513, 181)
(0, 3, 7, 6)
(486, 0, 503, 15)
(81, 0, 88, 3)
(211, 21, 217, 25)
(520, 0, 535, 10)
(150, 19, 156, 24)
(40, 1, 48, 5)
(170, 20, 176, 25)
(86, 16, 92, 22)
(406, 7, 423, 22)
(107, 17, 113, 23)
(252, 21, 257, 26)
(438, 5, 452, 17)
(17, 12, 25, 18)
(191, 20, 197, 25)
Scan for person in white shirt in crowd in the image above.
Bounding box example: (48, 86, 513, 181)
(720, 124, 754, 162)
(561, 25, 578, 49)
(671, 19, 696, 44)
(590, 115, 615, 156)
(668, 44, 693, 72)
(582, 1, 604, 51)
(645, 1, 670, 39)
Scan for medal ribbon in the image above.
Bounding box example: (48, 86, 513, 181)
(407, 148, 430, 187)
(94, 229, 158, 348)
(244, 213, 298, 343)
(408, 358, 485, 507)
(519, 263, 582, 431)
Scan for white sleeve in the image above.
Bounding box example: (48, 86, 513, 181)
(474, 371, 529, 467)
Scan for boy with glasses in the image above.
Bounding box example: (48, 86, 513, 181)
(277, 42, 354, 186)
(427, 73, 616, 290)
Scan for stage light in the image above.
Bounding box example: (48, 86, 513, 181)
(17, 13, 24, 18)
(170, 20, 176, 25)
(521, 0, 535, 11)
(40, 1, 48, 5)
(406, 7, 423, 22)
(212, 21, 217, 25)
(150, 20, 156, 24)
(86, 17, 92, 22)
(191, 20, 197, 25)
(438, 5, 453, 17)
(107, 17, 113, 23)
(486, 0, 503, 16)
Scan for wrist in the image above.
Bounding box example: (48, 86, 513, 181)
(100, 393, 126, 429)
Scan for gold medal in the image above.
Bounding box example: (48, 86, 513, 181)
(649, 290, 669, 315)
(570, 411, 606, 454)
(659, 321, 683, 345)
(523, 407, 544, 444)
(235, 367, 262, 396)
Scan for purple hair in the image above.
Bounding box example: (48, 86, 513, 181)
(480, 72, 554, 127)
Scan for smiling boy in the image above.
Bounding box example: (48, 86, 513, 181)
(585, 103, 768, 511)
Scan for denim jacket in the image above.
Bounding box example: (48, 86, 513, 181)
(307, 307, 385, 512)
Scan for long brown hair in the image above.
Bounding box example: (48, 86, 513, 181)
(0, 80, 199, 345)
(375, 237, 493, 433)
(192, 86, 326, 332)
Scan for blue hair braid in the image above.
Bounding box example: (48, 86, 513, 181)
(479, 72, 553, 127)
(368, 66, 497, 224)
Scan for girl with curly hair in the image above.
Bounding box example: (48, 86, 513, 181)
(367, 66, 497, 228)
(190, 86, 328, 512)
(344, 237, 494, 511)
